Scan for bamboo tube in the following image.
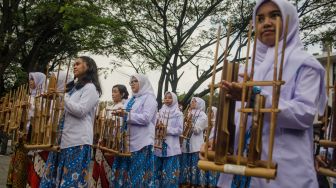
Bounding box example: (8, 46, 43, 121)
(244, 81, 285, 86)
(278, 16, 289, 81)
(326, 44, 332, 140)
(198, 160, 277, 179)
(317, 167, 336, 177)
(205, 25, 222, 160)
(247, 95, 265, 167)
(237, 21, 254, 165)
(267, 17, 281, 169)
(214, 21, 233, 164)
(319, 140, 336, 148)
(24, 144, 60, 151)
(239, 108, 280, 113)
(199, 150, 277, 169)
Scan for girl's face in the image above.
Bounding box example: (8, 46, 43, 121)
(164, 93, 173, 106)
(190, 98, 197, 109)
(256, 1, 283, 47)
(112, 87, 122, 103)
(73, 58, 88, 78)
(29, 78, 36, 89)
(130, 77, 140, 93)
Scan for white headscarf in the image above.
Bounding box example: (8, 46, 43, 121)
(252, 0, 327, 115)
(211, 106, 217, 122)
(29, 72, 46, 97)
(190, 97, 207, 122)
(159, 91, 183, 119)
(51, 71, 72, 92)
(191, 97, 206, 112)
(130, 73, 155, 98)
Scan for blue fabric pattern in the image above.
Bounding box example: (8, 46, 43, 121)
(155, 155, 180, 188)
(120, 96, 135, 152)
(162, 141, 168, 157)
(40, 145, 91, 188)
(205, 170, 220, 187)
(231, 126, 252, 188)
(179, 152, 206, 186)
(111, 145, 155, 188)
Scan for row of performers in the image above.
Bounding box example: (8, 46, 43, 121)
(6, 0, 336, 187)
(7, 57, 219, 187)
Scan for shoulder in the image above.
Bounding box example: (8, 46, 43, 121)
(82, 83, 99, 96)
(140, 94, 157, 105)
(291, 49, 324, 71)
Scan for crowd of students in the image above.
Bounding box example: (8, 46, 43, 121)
(4, 0, 336, 187)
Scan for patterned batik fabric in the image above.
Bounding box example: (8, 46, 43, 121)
(179, 152, 206, 186)
(154, 155, 180, 188)
(111, 145, 155, 188)
(6, 142, 28, 188)
(40, 145, 91, 188)
(91, 148, 114, 188)
(231, 126, 252, 188)
(205, 170, 220, 187)
(27, 150, 49, 188)
(39, 150, 59, 187)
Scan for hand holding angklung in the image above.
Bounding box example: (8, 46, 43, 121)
(111, 108, 126, 117)
(199, 140, 214, 160)
(220, 80, 243, 101)
(314, 155, 328, 170)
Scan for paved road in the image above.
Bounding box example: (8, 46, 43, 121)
(0, 155, 10, 187)
(0, 153, 94, 188)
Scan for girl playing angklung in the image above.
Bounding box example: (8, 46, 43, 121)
(154, 91, 183, 188)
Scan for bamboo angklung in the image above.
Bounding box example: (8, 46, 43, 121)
(25, 62, 70, 151)
(204, 25, 222, 160)
(317, 44, 336, 177)
(154, 111, 169, 149)
(180, 108, 201, 141)
(3, 85, 30, 145)
(198, 16, 288, 180)
(212, 21, 239, 165)
(97, 107, 131, 157)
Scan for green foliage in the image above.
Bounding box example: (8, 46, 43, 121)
(0, 0, 128, 95)
(106, 0, 336, 108)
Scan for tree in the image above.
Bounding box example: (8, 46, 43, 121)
(0, 0, 127, 95)
(107, 0, 254, 107)
(108, 0, 336, 107)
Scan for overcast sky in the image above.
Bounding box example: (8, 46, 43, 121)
(88, 42, 325, 102)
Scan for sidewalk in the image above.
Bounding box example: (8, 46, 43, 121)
(0, 154, 10, 187)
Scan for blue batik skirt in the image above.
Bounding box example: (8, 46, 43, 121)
(154, 155, 180, 188)
(40, 145, 91, 188)
(111, 145, 155, 188)
(179, 152, 206, 186)
(205, 170, 220, 187)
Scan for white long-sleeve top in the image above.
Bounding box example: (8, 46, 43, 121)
(154, 112, 183, 157)
(61, 83, 99, 149)
(125, 94, 157, 152)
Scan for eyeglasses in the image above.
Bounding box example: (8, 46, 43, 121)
(129, 80, 138, 85)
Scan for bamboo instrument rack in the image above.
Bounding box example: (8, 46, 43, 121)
(94, 105, 131, 157)
(24, 62, 70, 152)
(198, 16, 289, 180)
(317, 44, 336, 177)
(154, 111, 169, 149)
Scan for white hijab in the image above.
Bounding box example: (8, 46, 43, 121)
(211, 106, 217, 122)
(159, 91, 183, 119)
(52, 71, 72, 92)
(130, 73, 155, 98)
(29, 72, 46, 97)
(190, 97, 207, 122)
(252, 0, 327, 115)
